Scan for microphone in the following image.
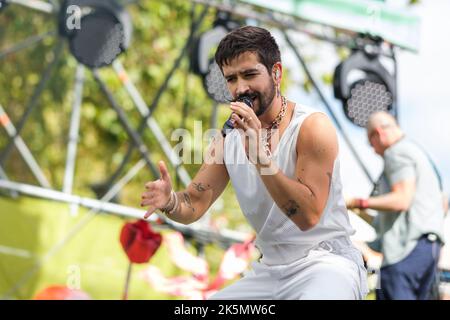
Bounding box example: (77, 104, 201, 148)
(221, 95, 253, 137)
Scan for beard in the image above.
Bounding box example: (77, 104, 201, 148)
(236, 79, 277, 117)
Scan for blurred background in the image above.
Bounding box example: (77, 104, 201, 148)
(0, 0, 448, 300)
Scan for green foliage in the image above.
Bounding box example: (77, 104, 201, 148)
(0, 1, 226, 197)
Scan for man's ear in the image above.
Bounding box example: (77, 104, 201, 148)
(376, 127, 386, 142)
(272, 63, 282, 83)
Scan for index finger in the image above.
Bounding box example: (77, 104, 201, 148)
(231, 106, 252, 122)
(144, 206, 157, 219)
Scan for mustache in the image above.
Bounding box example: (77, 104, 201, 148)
(231, 93, 259, 103)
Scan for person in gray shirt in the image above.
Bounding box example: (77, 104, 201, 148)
(347, 111, 446, 300)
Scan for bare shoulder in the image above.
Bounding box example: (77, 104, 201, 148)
(296, 112, 338, 159)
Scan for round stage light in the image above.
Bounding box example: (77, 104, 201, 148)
(59, 0, 132, 69)
(333, 47, 396, 127)
(204, 61, 233, 104)
(69, 11, 124, 68)
(346, 78, 393, 127)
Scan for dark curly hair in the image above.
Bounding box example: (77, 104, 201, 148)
(215, 26, 281, 74)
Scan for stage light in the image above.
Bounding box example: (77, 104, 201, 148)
(346, 77, 393, 127)
(59, 0, 132, 69)
(204, 61, 233, 104)
(333, 45, 396, 127)
(191, 11, 241, 104)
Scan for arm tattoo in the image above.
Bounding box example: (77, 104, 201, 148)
(193, 182, 211, 192)
(182, 192, 195, 212)
(174, 192, 195, 214)
(282, 200, 301, 218)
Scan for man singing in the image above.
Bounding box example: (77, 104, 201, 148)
(141, 26, 367, 299)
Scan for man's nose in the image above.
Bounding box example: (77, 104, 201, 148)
(235, 79, 250, 97)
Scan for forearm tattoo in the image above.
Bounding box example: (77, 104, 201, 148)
(182, 192, 195, 212)
(174, 192, 195, 214)
(193, 182, 211, 192)
(282, 200, 301, 218)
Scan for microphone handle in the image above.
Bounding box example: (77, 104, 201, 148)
(221, 118, 235, 137)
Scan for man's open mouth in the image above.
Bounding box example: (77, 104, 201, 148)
(250, 94, 258, 104)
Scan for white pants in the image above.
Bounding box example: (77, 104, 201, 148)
(210, 247, 367, 300)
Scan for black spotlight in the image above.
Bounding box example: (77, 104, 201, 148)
(333, 45, 396, 127)
(191, 11, 241, 104)
(59, 0, 132, 69)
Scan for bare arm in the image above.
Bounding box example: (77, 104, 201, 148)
(366, 179, 416, 212)
(256, 113, 338, 231)
(141, 134, 229, 224)
(347, 179, 416, 213)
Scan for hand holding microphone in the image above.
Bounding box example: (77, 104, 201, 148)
(221, 94, 269, 167)
(222, 95, 253, 137)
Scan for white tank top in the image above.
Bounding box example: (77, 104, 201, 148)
(224, 103, 356, 265)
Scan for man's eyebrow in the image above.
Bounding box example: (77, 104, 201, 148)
(224, 68, 260, 78)
(223, 72, 235, 79)
(240, 68, 260, 74)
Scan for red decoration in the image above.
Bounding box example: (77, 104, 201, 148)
(120, 220, 162, 264)
(119, 220, 162, 299)
(33, 285, 90, 300)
